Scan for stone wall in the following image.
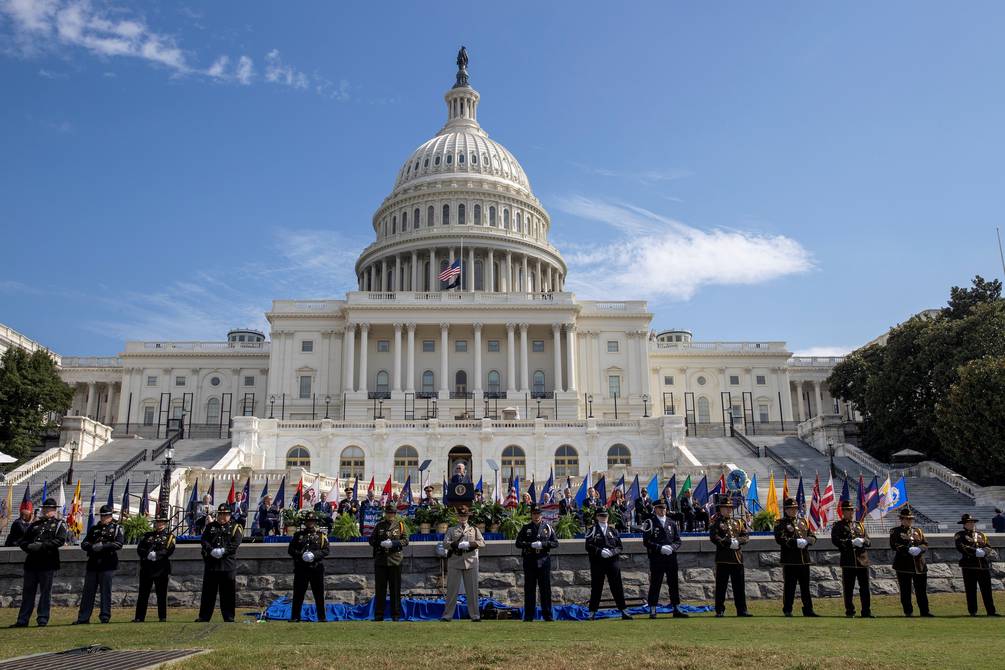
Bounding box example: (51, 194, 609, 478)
(1, 535, 1002, 610)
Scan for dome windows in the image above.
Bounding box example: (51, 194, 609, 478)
(401, 210, 407, 231)
(427, 205, 435, 227)
(458, 153, 465, 164)
(471, 154, 478, 165)
(474, 204, 481, 225)
(442, 204, 450, 225)
(424, 158, 429, 168)
(458, 203, 466, 225)
(434, 155, 441, 166)
(489, 206, 496, 227)
(446, 153, 453, 165)
(414, 208, 420, 228)
(391, 215, 396, 234)
(503, 209, 510, 229)
(516, 212, 522, 233)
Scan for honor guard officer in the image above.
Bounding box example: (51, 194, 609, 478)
(75, 504, 125, 624)
(774, 497, 818, 617)
(440, 505, 485, 622)
(585, 507, 632, 620)
(890, 505, 932, 617)
(10, 498, 66, 628)
(709, 495, 751, 617)
(831, 499, 872, 617)
(370, 503, 409, 621)
(642, 499, 686, 619)
(289, 510, 330, 622)
(954, 513, 999, 617)
(197, 503, 243, 622)
(134, 513, 176, 622)
(515, 504, 559, 621)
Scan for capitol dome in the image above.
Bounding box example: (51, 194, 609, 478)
(355, 49, 566, 295)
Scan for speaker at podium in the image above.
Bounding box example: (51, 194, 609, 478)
(445, 481, 475, 506)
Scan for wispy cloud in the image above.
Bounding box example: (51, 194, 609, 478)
(264, 48, 307, 89)
(571, 161, 693, 184)
(792, 346, 852, 358)
(555, 195, 813, 301)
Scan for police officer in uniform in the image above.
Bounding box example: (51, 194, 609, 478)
(289, 510, 329, 622)
(337, 487, 359, 516)
(75, 504, 125, 624)
(515, 504, 559, 621)
(440, 505, 485, 622)
(774, 497, 817, 617)
(830, 499, 872, 617)
(370, 503, 409, 621)
(585, 507, 632, 620)
(642, 498, 686, 619)
(10, 498, 66, 628)
(197, 503, 243, 622)
(890, 505, 932, 617)
(954, 513, 999, 616)
(709, 496, 751, 617)
(134, 513, 176, 622)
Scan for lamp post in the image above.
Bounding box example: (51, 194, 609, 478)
(827, 440, 836, 480)
(269, 395, 276, 419)
(378, 399, 384, 419)
(65, 440, 79, 485)
(587, 394, 594, 419)
(431, 398, 438, 419)
(159, 445, 175, 519)
(536, 399, 542, 418)
(325, 395, 331, 420)
(642, 394, 650, 418)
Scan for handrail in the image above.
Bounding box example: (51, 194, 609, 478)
(105, 449, 148, 484)
(151, 428, 185, 461)
(763, 446, 800, 479)
(731, 430, 761, 458)
(842, 443, 889, 476)
(2, 447, 67, 486)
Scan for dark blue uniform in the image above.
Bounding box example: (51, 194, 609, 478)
(13, 515, 66, 627)
(642, 514, 684, 613)
(197, 517, 243, 621)
(515, 520, 559, 620)
(76, 519, 125, 623)
(585, 522, 628, 614)
(135, 527, 176, 621)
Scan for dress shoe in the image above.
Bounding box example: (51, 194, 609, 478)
(543, 618, 554, 622)
(715, 612, 724, 618)
(920, 613, 935, 618)
(989, 613, 1001, 617)
(223, 618, 235, 623)
(620, 611, 633, 621)
(649, 608, 657, 619)
(783, 612, 792, 617)
(737, 611, 753, 617)
(131, 618, 144, 623)
(803, 611, 819, 618)
(8, 623, 27, 628)
(71, 621, 88, 625)
(373, 617, 383, 622)
(439, 618, 450, 622)
(845, 612, 855, 618)
(193, 618, 209, 623)
(159, 618, 167, 622)
(673, 611, 689, 619)
(860, 613, 875, 618)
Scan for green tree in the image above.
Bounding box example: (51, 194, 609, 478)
(935, 356, 1005, 484)
(0, 347, 73, 461)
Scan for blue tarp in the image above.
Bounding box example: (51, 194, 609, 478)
(262, 595, 713, 622)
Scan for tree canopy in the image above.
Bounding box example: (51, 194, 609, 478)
(0, 347, 74, 461)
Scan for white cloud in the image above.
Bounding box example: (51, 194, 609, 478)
(205, 54, 227, 78)
(555, 195, 813, 301)
(264, 48, 308, 89)
(234, 54, 252, 84)
(571, 161, 693, 184)
(792, 346, 852, 358)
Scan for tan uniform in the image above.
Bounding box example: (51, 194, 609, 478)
(442, 522, 485, 620)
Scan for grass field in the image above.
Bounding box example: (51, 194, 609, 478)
(0, 594, 1001, 670)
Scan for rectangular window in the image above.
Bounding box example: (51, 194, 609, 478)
(663, 375, 674, 386)
(732, 404, 743, 419)
(377, 340, 389, 353)
(175, 376, 186, 386)
(142, 406, 155, 426)
(607, 340, 619, 353)
(301, 340, 314, 353)
(422, 340, 435, 352)
(243, 376, 255, 386)
(487, 339, 500, 352)
(608, 375, 621, 398)
(532, 340, 544, 353)
(299, 375, 312, 399)
(455, 340, 467, 352)
(756, 375, 766, 385)
(729, 375, 739, 385)
(759, 403, 770, 423)
(146, 376, 158, 387)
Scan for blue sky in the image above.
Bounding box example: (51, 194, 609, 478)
(2, 2, 1004, 357)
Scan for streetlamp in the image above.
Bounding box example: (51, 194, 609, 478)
(65, 440, 79, 485)
(325, 395, 331, 419)
(536, 399, 542, 418)
(827, 440, 836, 480)
(378, 399, 384, 419)
(159, 445, 175, 519)
(642, 394, 650, 418)
(431, 398, 438, 419)
(587, 394, 594, 419)
(269, 395, 276, 419)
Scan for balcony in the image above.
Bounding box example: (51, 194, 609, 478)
(346, 291, 575, 306)
(124, 341, 271, 353)
(652, 340, 788, 353)
(61, 356, 123, 368)
(788, 356, 845, 367)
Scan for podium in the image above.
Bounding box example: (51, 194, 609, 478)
(445, 481, 475, 507)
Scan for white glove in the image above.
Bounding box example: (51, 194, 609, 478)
(380, 539, 393, 549)
(302, 551, 315, 562)
(852, 538, 865, 548)
(908, 546, 922, 556)
(976, 548, 986, 558)
(796, 538, 808, 549)
(660, 545, 673, 556)
(729, 539, 740, 550)
(531, 540, 543, 550)
(600, 548, 613, 559)
(458, 540, 470, 551)
(210, 548, 225, 559)
(147, 551, 158, 561)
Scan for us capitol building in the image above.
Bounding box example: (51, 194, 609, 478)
(51, 53, 849, 491)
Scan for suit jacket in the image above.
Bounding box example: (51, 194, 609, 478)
(559, 498, 577, 516)
(955, 529, 995, 570)
(773, 515, 816, 566)
(585, 523, 623, 564)
(444, 523, 485, 570)
(830, 519, 870, 568)
(889, 525, 928, 574)
(709, 516, 749, 565)
(634, 497, 654, 525)
(81, 521, 125, 572)
(641, 515, 682, 565)
(136, 528, 176, 577)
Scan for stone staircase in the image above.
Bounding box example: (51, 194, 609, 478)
(901, 477, 998, 530)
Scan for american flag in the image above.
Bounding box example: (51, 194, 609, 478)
(808, 474, 822, 532)
(818, 475, 836, 528)
(438, 259, 461, 282)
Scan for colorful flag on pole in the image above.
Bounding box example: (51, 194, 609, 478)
(57, 481, 66, 518)
(227, 481, 236, 506)
(541, 469, 554, 500)
(352, 476, 358, 502)
(873, 476, 892, 519)
(864, 476, 879, 517)
(381, 475, 392, 505)
(274, 475, 286, 508)
(782, 474, 790, 503)
(746, 473, 760, 513)
(68, 480, 82, 536)
(693, 475, 709, 507)
(401, 475, 413, 506)
(594, 475, 606, 504)
(765, 472, 779, 517)
(207, 478, 215, 505)
(626, 475, 641, 511)
(839, 477, 851, 504)
(106, 480, 115, 510)
(120, 479, 130, 515)
(438, 259, 462, 284)
(795, 476, 805, 516)
(646, 474, 660, 501)
(574, 470, 590, 506)
(666, 474, 677, 502)
(41, 480, 48, 505)
(679, 474, 692, 498)
(1, 485, 12, 523)
(19, 482, 31, 516)
(367, 477, 375, 495)
(474, 475, 483, 493)
(607, 475, 624, 505)
(885, 477, 909, 513)
(819, 476, 836, 528)
(293, 477, 304, 510)
(257, 479, 268, 504)
(139, 479, 149, 516)
(856, 474, 867, 522)
(808, 475, 822, 532)
(528, 479, 537, 504)
(86, 479, 97, 532)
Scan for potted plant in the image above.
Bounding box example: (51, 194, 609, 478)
(122, 514, 152, 544)
(414, 506, 433, 534)
(281, 508, 300, 535)
(331, 512, 361, 541)
(752, 509, 777, 532)
(500, 508, 530, 540)
(480, 501, 504, 533)
(554, 513, 580, 539)
(470, 501, 488, 532)
(433, 504, 456, 534)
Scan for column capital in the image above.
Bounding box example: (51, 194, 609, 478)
(393, 322, 404, 331)
(231, 368, 241, 375)
(552, 322, 562, 332)
(359, 322, 370, 333)
(439, 322, 450, 331)
(565, 323, 577, 333)
(519, 322, 529, 332)
(406, 322, 417, 332)
(473, 322, 483, 332)
(345, 322, 357, 332)
(506, 322, 517, 332)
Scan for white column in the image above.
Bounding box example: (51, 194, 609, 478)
(626, 333, 638, 395)
(473, 323, 483, 395)
(519, 323, 530, 393)
(487, 249, 495, 291)
(468, 247, 475, 292)
(506, 323, 517, 394)
(343, 324, 356, 392)
(358, 323, 369, 393)
(552, 323, 563, 392)
(411, 251, 418, 291)
(86, 382, 97, 418)
(429, 248, 436, 291)
(813, 380, 823, 418)
(406, 323, 416, 393)
(104, 384, 116, 424)
(639, 330, 650, 397)
(394, 255, 401, 292)
(505, 252, 512, 293)
(439, 323, 450, 396)
(392, 323, 403, 392)
(522, 255, 529, 293)
(565, 325, 578, 392)
(380, 260, 387, 292)
(535, 259, 542, 293)
(782, 369, 794, 423)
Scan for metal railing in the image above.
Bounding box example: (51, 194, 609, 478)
(763, 446, 801, 479)
(105, 449, 148, 484)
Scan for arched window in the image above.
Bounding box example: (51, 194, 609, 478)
(555, 445, 578, 478)
(434, 155, 441, 166)
(286, 446, 311, 469)
(401, 210, 407, 231)
(487, 370, 501, 393)
(393, 445, 419, 483)
(391, 215, 396, 235)
(471, 153, 477, 165)
(502, 445, 526, 482)
(458, 203, 466, 225)
(458, 152, 465, 164)
(427, 205, 435, 227)
(516, 212, 522, 232)
(533, 370, 545, 395)
(607, 444, 631, 468)
(446, 153, 453, 165)
(339, 446, 364, 480)
(422, 371, 435, 393)
(489, 206, 496, 227)
(474, 204, 482, 225)
(442, 204, 450, 225)
(697, 397, 711, 423)
(455, 370, 467, 394)
(376, 370, 389, 394)
(414, 208, 420, 227)
(206, 397, 220, 423)
(474, 259, 484, 290)
(503, 208, 510, 229)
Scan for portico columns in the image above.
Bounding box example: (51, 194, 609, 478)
(473, 323, 483, 396)
(105, 384, 116, 424)
(410, 251, 418, 291)
(552, 323, 563, 391)
(536, 259, 542, 293)
(565, 325, 578, 392)
(343, 324, 356, 392)
(358, 323, 369, 393)
(468, 248, 475, 292)
(506, 323, 517, 394)
(813, 380, 824, 418)
(519, 323, 530, 393)
(86, 382, 97, 418)
(392, 323, 403, 393)
(394, 256, 401, 292)
(380, 260, 388, 292)
(406, 323, 416, 393)
(439, 323, 450, 397)
(522, 255, 529, 293)
(487, 249, 495, 291)
(429, 248, 436, 291)
(505, 252, 512, 293)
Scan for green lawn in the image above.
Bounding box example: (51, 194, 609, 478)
(0, 595, 1000, 670)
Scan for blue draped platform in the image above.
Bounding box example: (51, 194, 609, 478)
(262, 595, 713, 622)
